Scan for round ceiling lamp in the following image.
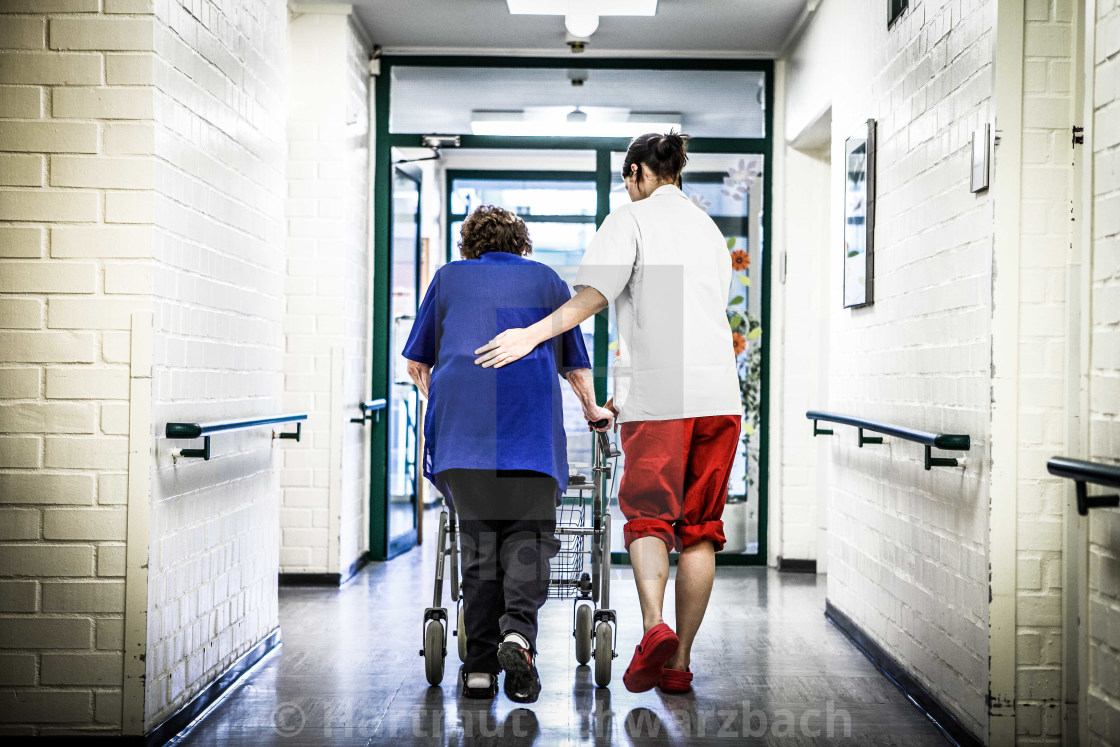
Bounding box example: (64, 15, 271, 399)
(564, 12, 599, 37)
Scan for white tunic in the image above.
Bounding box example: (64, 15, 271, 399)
(574, 184, 742, 424)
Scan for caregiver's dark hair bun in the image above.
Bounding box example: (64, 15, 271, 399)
(621, 131, 689, 183)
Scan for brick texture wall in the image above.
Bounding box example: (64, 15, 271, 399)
(143, 0, 287, 731)
(1014, 0, 1076, 741)
(784, 0, 995, 736)
(778, 143, 829, 563)
(0, 0, 152, 734)
(282, 9, 370, 576)
(1088, 0, 1120, 741)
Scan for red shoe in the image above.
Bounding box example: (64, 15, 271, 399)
(659, 666, 693, 693)
(623, 623, 679, 693)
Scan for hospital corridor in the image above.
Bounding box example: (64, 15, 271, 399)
(0, 0, 1118, 745)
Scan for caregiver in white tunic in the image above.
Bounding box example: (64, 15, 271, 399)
(576, 182, 740, 423)
(475, 132, 742, 695)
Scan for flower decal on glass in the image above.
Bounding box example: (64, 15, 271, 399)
(731, 249, 750, 271)
(732, 332, 746, 355)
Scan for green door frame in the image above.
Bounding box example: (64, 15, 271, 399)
(372, 55, 773, 566)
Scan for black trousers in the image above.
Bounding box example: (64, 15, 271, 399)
(440, 469, 560, 674)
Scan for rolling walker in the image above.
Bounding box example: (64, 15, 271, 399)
(420, 427, 620, 688)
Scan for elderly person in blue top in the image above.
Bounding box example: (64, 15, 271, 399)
(402, 205, 614, 704)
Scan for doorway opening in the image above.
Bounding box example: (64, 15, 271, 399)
(372, 57, 773, 566)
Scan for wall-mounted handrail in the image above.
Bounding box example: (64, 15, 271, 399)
(806, 410, 971, 470)
(350, 399, 388, 424)
(165, 413, 308, 460)
(1047, 457, 1120, 516)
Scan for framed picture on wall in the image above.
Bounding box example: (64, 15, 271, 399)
(843, 119, 876, 309)
(889, 0, 908, 28)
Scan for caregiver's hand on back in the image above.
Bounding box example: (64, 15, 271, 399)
(474, 326, 539, 368)
(474, 286, 610, 369)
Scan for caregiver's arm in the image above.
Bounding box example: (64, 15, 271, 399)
(564, 368, 614, 432)
(473, 286, 608, 369)
(406, 359, 431, 399)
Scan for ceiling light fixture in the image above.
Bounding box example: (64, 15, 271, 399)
(564, 9, 599, 38)
(506, 1, 658, 39)
(506, 1, 657, 15)
(471, 108, 681, 138)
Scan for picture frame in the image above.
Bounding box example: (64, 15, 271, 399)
(889, 0, 908, 28)
(971, 124, 990, 193)
(844, 119, 876, 309)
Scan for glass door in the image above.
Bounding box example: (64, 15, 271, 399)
(375, 55, 773, 565)
(447, 159, 766, 560)
(387, 164, 422, 557)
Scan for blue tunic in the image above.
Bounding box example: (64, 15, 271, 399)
(401, 252, 591, 502)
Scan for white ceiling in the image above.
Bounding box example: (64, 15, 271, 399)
(328, 0, 807, 57)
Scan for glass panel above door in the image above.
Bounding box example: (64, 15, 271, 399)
(390, 65, 766, 138)
(450, 177, 596, 217)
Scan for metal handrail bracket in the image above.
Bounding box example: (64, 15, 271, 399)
(164, 413, 308, 461)
(806, 409, 971, 471)
(351, 398, 388, 424)
(1047, 456, 1120, 516)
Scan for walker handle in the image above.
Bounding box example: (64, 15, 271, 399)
(588, 419, 610, 430)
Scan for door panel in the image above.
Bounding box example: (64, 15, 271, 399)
(387, 165, 422, 557)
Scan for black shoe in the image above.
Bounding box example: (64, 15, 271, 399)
(460, 667, 498, 699)
(497, 642, 541, 704)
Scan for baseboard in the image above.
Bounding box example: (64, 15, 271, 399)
(341, 553, 370, 584)
(146, 626, 282, 746)
(278, 553, 371, 587)
(824, 601, 983, 747)
(777, 556, 816, 573)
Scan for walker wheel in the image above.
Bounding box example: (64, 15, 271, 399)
(456, 604, 468, 663)
(593, 622, 612, 687)
(423, 619, 445, 686)
(574, 604, 593, 665)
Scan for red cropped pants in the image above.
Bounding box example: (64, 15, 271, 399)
(617, 415, 741, 552)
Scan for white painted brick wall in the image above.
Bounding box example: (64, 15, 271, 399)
(1089, 0, 1120, 741)
(779, 144, 829, 562)
(1014, 0, 1076, 741)
(143, 0, 287, 732)
(282, 9, 370, 576)
(0, 1, 151, 734)
(784, 0, 994, 736)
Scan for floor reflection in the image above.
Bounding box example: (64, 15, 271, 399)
(175, 508, 948, 746)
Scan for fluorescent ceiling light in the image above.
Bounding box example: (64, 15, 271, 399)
(506, 1, 657, 16)
(472, 108, 681, 138)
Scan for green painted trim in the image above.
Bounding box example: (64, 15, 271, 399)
(449, 213, 596, 224)
(370, 68, 392, 561)
(444, 170, 454, 263)
(685, 171, 751, 184)
(383, 54, 773, 73)
(446, 169, 596, 182)
(593, 149, 611, 404)
(755, 62, 774, 566)
(389, 134, 769, 152)
(710, 216, 752, 234)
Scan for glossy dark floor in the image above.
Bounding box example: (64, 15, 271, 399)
(175, 510, 948, 746)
